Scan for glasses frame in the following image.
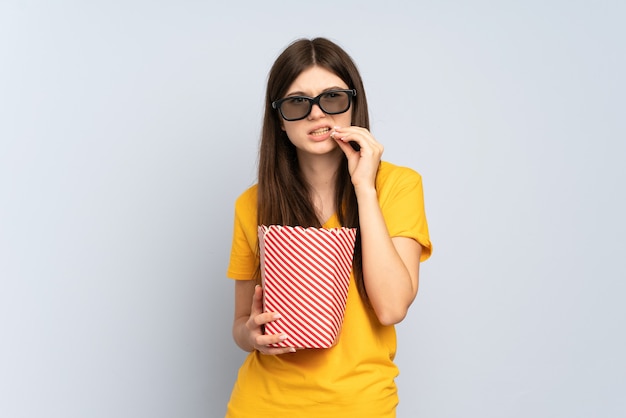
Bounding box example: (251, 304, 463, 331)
(271, 89, 357, 121)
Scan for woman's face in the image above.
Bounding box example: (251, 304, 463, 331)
(279, 65, 352, 158)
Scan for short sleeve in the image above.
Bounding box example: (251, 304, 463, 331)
(226, 186, 259, 280)
(376, 162, 432, 262)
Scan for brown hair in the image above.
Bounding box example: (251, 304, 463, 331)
(257, 37, 369, 302)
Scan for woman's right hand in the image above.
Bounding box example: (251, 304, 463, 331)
(242, 285, 296, 355)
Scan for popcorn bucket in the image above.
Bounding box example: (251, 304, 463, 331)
(258, 225, 357, 349)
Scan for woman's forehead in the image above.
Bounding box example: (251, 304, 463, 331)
(286, 66, 348, 96)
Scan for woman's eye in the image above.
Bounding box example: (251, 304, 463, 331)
(323, 92, 345, 102)
(288, 97, 308, 105)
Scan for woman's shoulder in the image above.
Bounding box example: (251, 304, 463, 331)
(234, 184, 258, 211)
(377, 161, 423, 186)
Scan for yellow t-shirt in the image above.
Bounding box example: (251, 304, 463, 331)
(225, 161, 432, 418)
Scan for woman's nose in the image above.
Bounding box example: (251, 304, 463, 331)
(308, 103, 326, 119)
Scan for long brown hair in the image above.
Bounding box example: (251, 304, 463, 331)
(257, 37, 369, 302)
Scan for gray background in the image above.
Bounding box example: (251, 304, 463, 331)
(1, 1, 625, 417)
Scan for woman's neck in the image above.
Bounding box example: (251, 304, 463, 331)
(297, 150, 341, 191)
(296, 149, 342, 224)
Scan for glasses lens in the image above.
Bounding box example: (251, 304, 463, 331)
(280, 97, 311, 121)
(319, 91, 351, 114)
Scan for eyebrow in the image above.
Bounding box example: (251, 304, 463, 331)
(285, 86, 346, 97)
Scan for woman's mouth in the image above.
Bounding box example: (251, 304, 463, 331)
(309, 127, 331, 137)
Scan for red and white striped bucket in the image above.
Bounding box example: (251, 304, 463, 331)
(259, 225, 357, 349)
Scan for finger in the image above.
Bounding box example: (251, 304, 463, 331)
(334, 126, 370, 141)
(253, 311, 283, 327)
(255, 333, 298, 355)
(255, 331, 289, 347)
(249, 285, 263, 316)
(338, 134, 383, 164)
(332, 127, 363, 155)
(334, 133, 370, 155)
(259, 346, 297, 355)
(333, 133, 359, 158)
(335, 126, 381, 150)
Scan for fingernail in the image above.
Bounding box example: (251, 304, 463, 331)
(279, 334, 288, 341)
(290, 348, 296, 353)
(273, 313, 282, 320)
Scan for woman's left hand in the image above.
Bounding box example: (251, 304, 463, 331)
(332, 126, 383, 189)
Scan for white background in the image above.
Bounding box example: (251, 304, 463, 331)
(1, 1, 624, 417)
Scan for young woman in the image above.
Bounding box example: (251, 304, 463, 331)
(225, 37, 432, 417)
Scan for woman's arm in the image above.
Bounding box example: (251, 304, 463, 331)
(355, 186, 422, 325)
(333, 126, 423, 325)
(232, 280, 296, 354)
